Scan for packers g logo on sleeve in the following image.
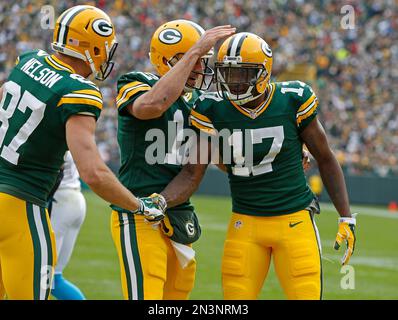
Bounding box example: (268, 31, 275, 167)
(92, 18, 113, 37)
(158, 28, 182, 44)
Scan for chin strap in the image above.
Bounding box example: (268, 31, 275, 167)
(84, 49, 98, 78)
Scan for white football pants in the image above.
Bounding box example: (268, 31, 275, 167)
(50, 188, 86, 274)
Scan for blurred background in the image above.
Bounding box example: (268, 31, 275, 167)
(1, 0, 397, 173)
(0, 0, 398, 205)
(0, 0, 397, 299)
(1, 0, 397, 205)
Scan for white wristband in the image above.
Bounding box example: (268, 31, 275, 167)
(339, 215, 357, 225)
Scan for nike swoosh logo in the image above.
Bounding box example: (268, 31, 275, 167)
(289, 221, 303, 228)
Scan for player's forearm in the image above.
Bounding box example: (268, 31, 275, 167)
(317, 155, 351, 217)
(67, 116, 141, 212)
(79, 157, 140, 211)
(133, 50, 201, 119)
(161, 163, 207, 208)
(301, 119, 352, 218)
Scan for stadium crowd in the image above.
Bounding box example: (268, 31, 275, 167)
(0, 0, 397, 176)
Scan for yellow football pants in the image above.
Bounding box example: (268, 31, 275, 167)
(0, 192, 56, 300)
(111, 210, 196, 300)
(222, 210, 322, 300)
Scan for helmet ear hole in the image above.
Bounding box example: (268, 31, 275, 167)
(94, 47, 100, 56)
(162, 57, 168, 65)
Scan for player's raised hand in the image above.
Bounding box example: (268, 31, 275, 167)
(334, 214, 357, 265)
(191, 25, 236, 57)
(134, 197, 165, 222)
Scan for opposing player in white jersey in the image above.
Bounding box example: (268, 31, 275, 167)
(50, 151, 86, 300)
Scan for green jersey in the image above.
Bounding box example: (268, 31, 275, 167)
(190, 81, 318, 216)
(115, 71, 200, 210)
(0, 50, 102, 207)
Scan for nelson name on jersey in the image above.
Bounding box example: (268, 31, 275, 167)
(20, 56, 63, 88)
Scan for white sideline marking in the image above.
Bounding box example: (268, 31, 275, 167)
(323, 254, 398, 270)
(200, 222, 227, 232)
(320, 203, 398, 219)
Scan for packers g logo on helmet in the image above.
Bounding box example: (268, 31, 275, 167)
(149, 19, 214, 91)
(158, 29, 182, 44)
(92, 19, 113, 37)
(261, 41, 273, 58)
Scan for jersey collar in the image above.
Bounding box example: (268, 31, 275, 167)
(229, 83, 275, 119)
(45, 55, 76, 74)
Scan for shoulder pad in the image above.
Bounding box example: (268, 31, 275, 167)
(69, 73, 99, 90)
(119, 71, 159, 86)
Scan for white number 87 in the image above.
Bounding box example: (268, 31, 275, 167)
(0, 81, 46, 165)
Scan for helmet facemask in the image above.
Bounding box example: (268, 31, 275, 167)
(97, 40, 118, 81)
(86, 40, 118, 81)
(215, 60, 267, 105)
(167, 53, 214, 92)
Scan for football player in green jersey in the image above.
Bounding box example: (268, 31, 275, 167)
(164, 32, 356, 299)
(0, 5, 162, 300)
(111, 20, 235, 300)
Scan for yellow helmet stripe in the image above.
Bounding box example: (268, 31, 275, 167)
(56, 5, 90, 45)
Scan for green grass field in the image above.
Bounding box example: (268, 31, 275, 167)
(63, 192, 398, 300)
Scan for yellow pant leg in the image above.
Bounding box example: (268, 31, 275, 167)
(272, 210, 322, 300)
(111, 211, 168, 300)
(222, 213, 272, 300)
(0, 262, 5, 300)
(163, 242, 196, 300)
(0, 193, 56, 300)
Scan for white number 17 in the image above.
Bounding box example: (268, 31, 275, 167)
(229, 126, 284, 177)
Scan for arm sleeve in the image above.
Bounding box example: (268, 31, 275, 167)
(189, 94, 216, 135)
(295, 83, 319, 132)
(115, 74, 151, 114)
(58, 88, 103, 124)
